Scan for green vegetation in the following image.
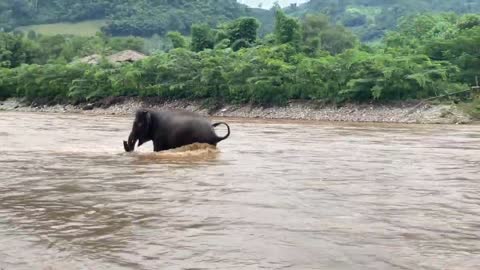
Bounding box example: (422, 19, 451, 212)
(0, 0, 268, 37)
(286, 0, 480, 42)
(1, 10, 478, 108)
(0, 32, 144, 68)
(3, 0, 479, 42)
(15, 20, 107, 37)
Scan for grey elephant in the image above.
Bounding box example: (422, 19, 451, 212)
(123, 109, 230, 152)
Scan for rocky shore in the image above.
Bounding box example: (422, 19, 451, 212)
(0, 97, 473, 124)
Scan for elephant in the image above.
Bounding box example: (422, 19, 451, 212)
(123, 109, 230, 152)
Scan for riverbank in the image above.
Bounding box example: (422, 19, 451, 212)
(0, 97, 473, 124)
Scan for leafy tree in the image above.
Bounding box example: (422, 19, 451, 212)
(274, 9, 301, 47)
(190, 24, 214, 52)
(341, 10, 368, 27)
(301, 14, 357, 55)
(425, 26, 480, 84)
(167, 31, 187, 49)
(287, 0, 480, 42)
(319, 26, 357, 55)
(0, 32, 37, 67)
(301, 13, 329, 55)
(457, 14, 480, 30)
(0, 12, 475, 109)
(220, 17, 260, 50)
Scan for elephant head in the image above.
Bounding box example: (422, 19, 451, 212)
(124, 110, 152, 152)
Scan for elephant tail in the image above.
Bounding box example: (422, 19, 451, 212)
(212, 122, 230, 142)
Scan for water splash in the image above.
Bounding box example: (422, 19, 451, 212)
(131, 143, 220, 163)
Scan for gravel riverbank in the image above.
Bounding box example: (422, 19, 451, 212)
(0, 97, 473, 124)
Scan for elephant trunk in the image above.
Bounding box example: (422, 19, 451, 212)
(124, 131, 138, 152)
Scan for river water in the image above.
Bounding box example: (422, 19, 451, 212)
(0, 111, 479, 270)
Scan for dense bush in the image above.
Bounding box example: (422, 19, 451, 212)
(286, 0, 480, 42)
(0, 32, 145, 66)
(0, 0, 265, 37)
(2, 0, 478, 42)
(0, 12, 477, 107)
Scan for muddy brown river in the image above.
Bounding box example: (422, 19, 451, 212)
(0, 111, 479, 270)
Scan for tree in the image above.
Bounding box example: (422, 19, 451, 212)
(457, 14, 480, 30)
(274, 9, 301, 47)
(190, 24, 214, 52)
(222, 17, 260, 50)
(167, 31, 187, 49)
(301, 13, 329, 55)
(301, 14, 357, 56)
(319, 26, 357, 55)
(0, 32, 37, 68)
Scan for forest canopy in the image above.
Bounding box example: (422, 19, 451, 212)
(0, 0, 268, 36)
(1, 9, 478, 109)
(1, 0, 479, 41)
(285, 0, 480, 41)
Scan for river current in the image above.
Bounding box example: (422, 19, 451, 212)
(0, 112, 479, 270)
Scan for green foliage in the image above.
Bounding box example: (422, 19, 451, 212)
(190, 24, 215, 52)
(0, 12, 475, 109)
(274, 9, 301, 47)
(103, 0, 260, 37)
(458, 14, 480, 30)
(320, 26, 358, 55)
(12, 63, 87, 101)
(0, 32, 145, 67)
(217, 17, 260, 51)
(105, 36, 144, 52)
(301, 14, 357, 56)
(385, 13, 480, 85)
(336, 49, 459, 101)
(0, 0, 267, 38)
(232, 17, 260, 44)
(167, 31, 187, 49)
(16, 20, 107, 37)
(287, 0, 480, 42)
(425, 26, 480, 85)
(3, 0, 479, 43)
(396, 13, 459, 41)
(0, 68, 16, 98)
(0, 32, 42, 68)
(342, 10, 368, 27)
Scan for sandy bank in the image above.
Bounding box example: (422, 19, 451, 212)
(0, 97, 473, 124)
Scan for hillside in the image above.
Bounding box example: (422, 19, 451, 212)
(286, 0, 480, 41)
(239, 0, 309, 8)
(2, 0, 479, 41)
(15, 20, 107, 37)
(0, 0, 269, 36)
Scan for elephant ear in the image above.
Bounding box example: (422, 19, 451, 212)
(134, 110, 152, 131)
(144, 111, 151, 130)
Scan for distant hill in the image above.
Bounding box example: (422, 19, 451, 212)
(0, 0, 270, 36)
(15, 20, 107, 37)
(285, 0, 480, 41)
(238, 0, 309, 8)
(2, 0, 478, 41)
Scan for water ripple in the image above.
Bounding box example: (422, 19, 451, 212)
(0, 111, 479, 269)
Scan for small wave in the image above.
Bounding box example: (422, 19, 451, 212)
(133, 143, 220, 163)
